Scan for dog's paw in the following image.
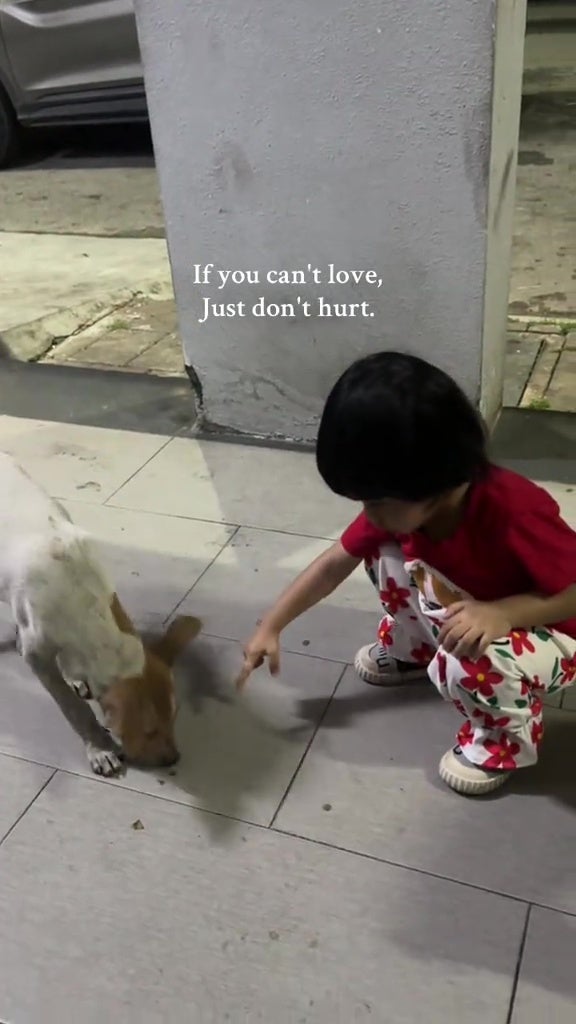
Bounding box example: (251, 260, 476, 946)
(72, 679, 92, 700)
(87, 745, 126, 778)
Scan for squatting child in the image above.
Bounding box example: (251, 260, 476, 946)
(237, 352, 576, 795)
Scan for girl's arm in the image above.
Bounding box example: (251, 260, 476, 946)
(237, 541, 361, 687)
(261, 541, 361, 632)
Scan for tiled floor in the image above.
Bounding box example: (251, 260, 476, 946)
(0, 414, 575, 1022)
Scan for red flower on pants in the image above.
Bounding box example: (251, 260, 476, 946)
(436, 651, 447, 685)
(459, 656, 503, 698)
(483, 736, 520, 770)
(560, 654, 576, 684)
(530, 697, 543, 719)
(378, 619, 394, 648)
(453, 698, 467, 716)
(411, 643, 434, 666)
(531, 719, 544, 746)
(531, 675, 545, 691)
(458, 720, 474, 747)
(482, 711, 511, 730)
(379, 577, 411, 615)
(510, 630, 536, 657)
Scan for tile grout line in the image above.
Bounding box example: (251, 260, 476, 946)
(103, 501, 343, 542)
(100, 433, 178, 505)
(161, 525, 242, 625)
(505, 903, 532, 1024)
(517, 338, 544, 408)
(0, 768, 57, 849)
(1, 750, 575, 922)
(268, 666, 353, 829)
(201, 630, 351, 667)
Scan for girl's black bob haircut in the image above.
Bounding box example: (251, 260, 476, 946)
(316, 351, 489, 503)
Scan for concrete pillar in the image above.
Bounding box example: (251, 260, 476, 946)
(135, 0, 527, 443)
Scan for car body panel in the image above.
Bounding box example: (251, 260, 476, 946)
(0, 0, 146, 125)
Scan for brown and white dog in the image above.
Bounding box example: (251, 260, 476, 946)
(0, 452, 200, 776)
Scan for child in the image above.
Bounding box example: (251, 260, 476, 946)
(237, 352, 576, 796)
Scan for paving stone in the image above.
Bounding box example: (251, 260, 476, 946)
(520, 335, 564, 409)
(564, 331, 576, 351)
(525, 321, 566, 335)
(43, 295, 181, 373)
(507, 318, 526, 333)
(503, 333, 541, 406)
(66, 329, 163, 367)
(128, 331, 186, 375)
(546, 348, 576, 412)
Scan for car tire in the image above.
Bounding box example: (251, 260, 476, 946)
(0, 85, 19, 168)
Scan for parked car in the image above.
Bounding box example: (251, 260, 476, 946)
(0, 0, 147, 167)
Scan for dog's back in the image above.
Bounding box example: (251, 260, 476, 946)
(0, 452, 71, 591)
(0, 452, 143, 695)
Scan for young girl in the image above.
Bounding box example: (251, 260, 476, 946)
(237, 352, 576, 796)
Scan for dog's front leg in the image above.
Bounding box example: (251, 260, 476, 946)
(0, 626, 21, 654)
(26, 651, 126, 777)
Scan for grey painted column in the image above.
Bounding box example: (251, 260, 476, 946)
(135, 0, 527, 443)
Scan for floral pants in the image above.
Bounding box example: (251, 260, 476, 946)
(368, 544, 576, 770)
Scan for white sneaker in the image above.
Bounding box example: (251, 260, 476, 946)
(439, 746, 510, 796)
(354, 643, 428, 687)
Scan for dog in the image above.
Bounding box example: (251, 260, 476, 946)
(0, 452, 200, 776)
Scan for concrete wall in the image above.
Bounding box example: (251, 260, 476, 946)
(135, 0, 527, 442)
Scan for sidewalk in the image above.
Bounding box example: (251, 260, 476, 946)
(40, 290, 576, 412)
(0, 232, 172, 361)
(0, 408, 574, 1020)
(42, 290, 185, 377)
(505, 318, 576, 411)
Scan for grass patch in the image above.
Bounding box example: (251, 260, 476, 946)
(527, 397, 551, 411)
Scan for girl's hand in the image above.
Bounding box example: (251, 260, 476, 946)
(438, 601, 512, 658)
(236, 624, 281, 690)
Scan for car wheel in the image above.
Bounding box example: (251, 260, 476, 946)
(0, 85, 19, 168)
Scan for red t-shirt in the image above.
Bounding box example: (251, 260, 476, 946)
(340, 465, 576, 638)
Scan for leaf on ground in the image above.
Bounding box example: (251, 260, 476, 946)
(131, 819, 145, 831)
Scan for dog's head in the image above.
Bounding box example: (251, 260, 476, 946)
(100, 615, 201, 768)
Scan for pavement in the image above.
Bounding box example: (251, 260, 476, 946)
(511, 94, 576, 321)
(0, 20, 574, 395)
(0, 125, 171, 360)
(0, 407, 575, 1021)
(524, 10, 576, 95)
(42, 290, 185, 377)
(505, 319, 576, 411)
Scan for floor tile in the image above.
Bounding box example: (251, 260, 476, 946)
(61, 500, 233, 628)
(0, 754, 53, 842)
(561, 684, 576, 711)
(0, 647, 95, 773)
(0, 636, 340, 826)
(179, 526, 377, 662)
(110, 437, 355, 536)
(0, 771, 525, 1023)
(511, 907, 576, 1023)
(0, 415, 168, 502)
(276, 667, 576, 912)
(153, 636, 342, 824)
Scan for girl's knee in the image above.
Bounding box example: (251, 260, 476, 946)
(429, 646, 496, 704)
(428, 647, 456, 698)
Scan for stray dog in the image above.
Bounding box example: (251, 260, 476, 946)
(0, 452, 200, 776)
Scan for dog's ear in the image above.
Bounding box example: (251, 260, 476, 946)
(152, 615, 202, 667)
